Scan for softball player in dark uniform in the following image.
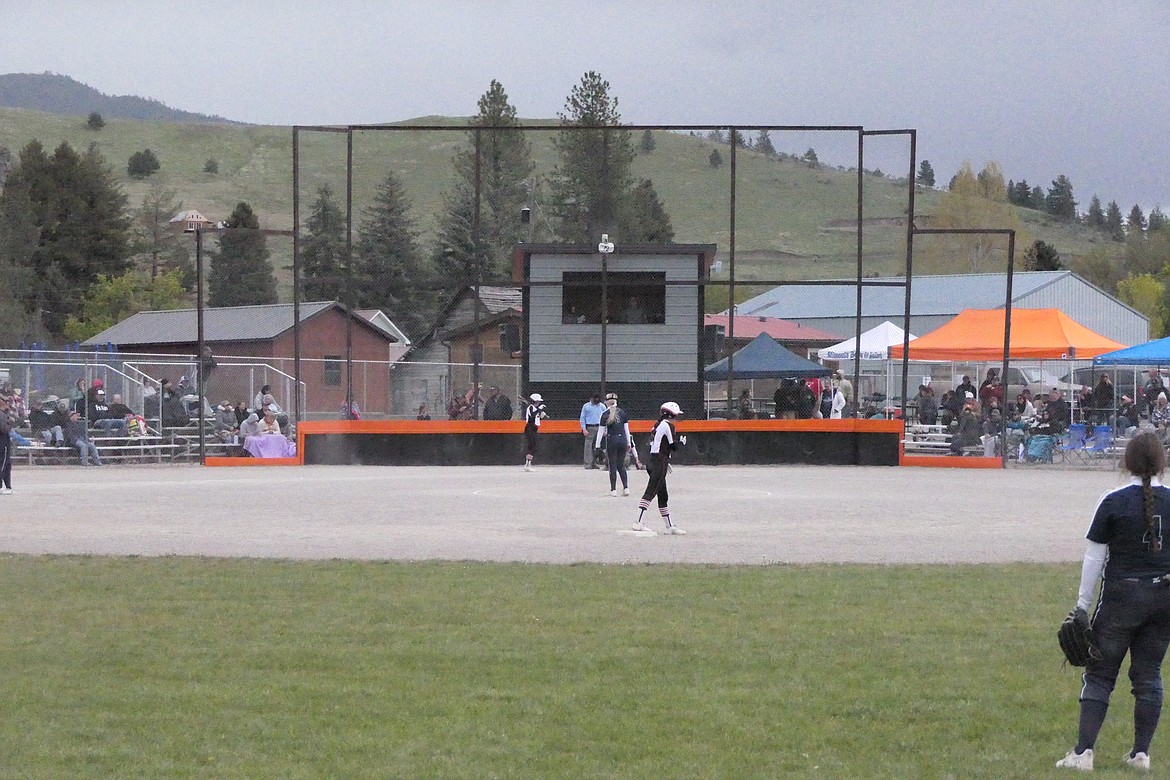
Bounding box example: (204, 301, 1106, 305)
(599, 392, 632, 496)
(633, 401, 686, 535)
(1057, 432, 1170, 772)
(522, 393, 546, 472)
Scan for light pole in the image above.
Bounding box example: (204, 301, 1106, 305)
(598, 233, 615, 392)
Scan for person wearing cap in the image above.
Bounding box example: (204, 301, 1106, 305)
(579, 392, 607, 468)
(28, 397, 64, 445)
(633, 401, 687, 534)
(1116, 394, 1139, 435)
(63, 409, 102, 466)
(955, 375, 977, 402)
(598, 392, 634, 496)
(522, 393, 547, 471)
(949, 394, 982, 455)
(482, 386, 513, 421)
(87, 387, 128, 436)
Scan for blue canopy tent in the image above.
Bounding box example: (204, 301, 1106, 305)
(1093, 337, 1170, 366)
(703, 333, 832, 380)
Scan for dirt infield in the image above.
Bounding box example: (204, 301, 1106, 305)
(0, 463, 1123, 565)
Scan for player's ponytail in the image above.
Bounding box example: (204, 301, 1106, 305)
(1123, 431, 1167, 540)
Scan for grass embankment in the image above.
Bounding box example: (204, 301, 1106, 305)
(0, 556, 1118, 778)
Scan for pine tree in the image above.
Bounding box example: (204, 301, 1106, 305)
(355, 171, 433, 338)
(1045, 175, 1077, 221)
(1085, 195, 1106, 229)
(708, 148, 723, 168)
(0, 139, 131, 334)
(1009, 179, 1032, 206)
(86, 111, 105, 130)
(802, 148, 819, 168)
(916, 160, 936, 187)
(208, 202, 276, 307)
(1127, 204, 1147, 237)
(301, 185, 347, 302)
(127, 148, 160, 178)
(620, 179, 674, 243)
(1149, 207, 1167, 234)
(1024, 240, 1062, 271)
(640, 129, 656, 154)
(1105, 201, 1126, 241)
(548, 71, 636, 243)
(755, 130, 776, 157)
(1029, 185, 1046, 211)
(436, 80, 533, 287)
(131, 184, 191, 287)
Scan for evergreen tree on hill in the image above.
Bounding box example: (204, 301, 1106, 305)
(301, 185, 346, 302)
(1085, 195, 1106, 229)
(548, 71, 636, 243)
(915, 160, 936, 187)
(435, 79, 533, 288)
(208, 202, 276, 307)
(1105, 201, 1125, 241)
(1149, 208, 1166, 234)
(0, 139, 130, 335)
(356, 171, 434, 338)
(621, 179, 674, 243)
(1127, 204, 1147, 237)
(755, 130, 775, 157)
(1045, 175, 1077, 221)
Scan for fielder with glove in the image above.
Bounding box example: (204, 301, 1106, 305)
(632, 401, 687, 535)
(1055, 432, 1170, 773)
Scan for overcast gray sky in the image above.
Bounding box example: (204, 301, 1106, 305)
(2, 1, 1167, 212)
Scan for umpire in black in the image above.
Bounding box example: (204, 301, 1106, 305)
(1057, 431, 1170, 772)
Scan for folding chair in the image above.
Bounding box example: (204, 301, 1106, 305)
(1084, 426, 1115, 464)
(1059, 423, 1089, 463)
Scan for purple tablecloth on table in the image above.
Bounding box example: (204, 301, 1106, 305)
(244, 434, 296, 458)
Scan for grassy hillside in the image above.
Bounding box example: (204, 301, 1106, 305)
(0, 107, 1117, 297)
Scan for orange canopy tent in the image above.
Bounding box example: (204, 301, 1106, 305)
(888, 309, 1127, 361)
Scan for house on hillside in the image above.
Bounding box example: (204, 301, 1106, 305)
(391, 286, 524, 418)
(168, 209, 215, 233)
(83, 301, 405, 418)
(734, 271, 1148, 346)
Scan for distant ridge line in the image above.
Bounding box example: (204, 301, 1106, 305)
(0, 72, 239, 125)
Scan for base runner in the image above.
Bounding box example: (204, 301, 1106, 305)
(633, 401, 687, 535)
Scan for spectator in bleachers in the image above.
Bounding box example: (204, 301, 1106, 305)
(1048, 388, 1072, 433)
(915, 385, 939, 425)
(258, 405, 282, 435)
(261, 393, 289, 430)
(28, 397, 64, 445)
(1090, 373, 1114, 425)
(8, 388, 26, 425)
(253, 384, 274, 414)
(1143, 369, 1166, 415)
(69, 378, 87, 414)
(1116, 395, 1140, 435)
(235, 399, 251, 428)
(239, 411, 261, 440)
(63, 409, 102, 466)
(158, 378, 190, 428)
(949, 396, 982, 455)
(88, 388, 128, 436)
(416, 403, 431, 420)
(107, 393, 134, 421)
(214, 401, 239, 443)
(1151, 394, 1170, 444)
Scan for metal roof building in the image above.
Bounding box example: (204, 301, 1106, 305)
(734, 271, 1148, 347)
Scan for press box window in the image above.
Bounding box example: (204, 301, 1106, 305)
(562, 271, 666, 324)
(323, 355, 342, 386)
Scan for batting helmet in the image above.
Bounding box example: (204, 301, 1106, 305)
(529, 393, 543, 403)
(660, 401, 682, 417)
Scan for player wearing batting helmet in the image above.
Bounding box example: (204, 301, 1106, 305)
(1056, 432, 1170, 772)
(522, 393, 546, 472)
(632, 401, 686, 535)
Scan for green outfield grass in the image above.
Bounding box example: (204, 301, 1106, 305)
(0, 557, 1145, 778)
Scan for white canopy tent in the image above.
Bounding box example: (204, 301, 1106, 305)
(818, 321, 917, 411)
(819, 321, 916, 362)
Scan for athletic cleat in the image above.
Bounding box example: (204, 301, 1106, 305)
(609, 490, 618, 497)
(1055, 748, 1093, 771)
(1125, 751, 1150, 771)
(631, 521, 652, 532)
(622, 488, 630, 496)
(0, 487, 11, 495)
(523, 462, 532, 472)
(665, 526, 686, 535)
